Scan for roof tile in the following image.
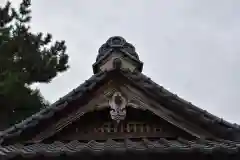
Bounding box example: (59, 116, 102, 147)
(0, 138, 239, 158)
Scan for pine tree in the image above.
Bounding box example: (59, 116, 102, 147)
(0, 0, 69, 128)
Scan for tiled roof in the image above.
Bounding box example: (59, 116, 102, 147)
(0, 138, 240, 159)
(0, 69, 240, 144)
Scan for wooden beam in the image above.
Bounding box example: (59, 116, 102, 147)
(61, 132, 176, 141)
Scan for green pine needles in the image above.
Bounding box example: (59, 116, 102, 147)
(0, 0, 69, 128)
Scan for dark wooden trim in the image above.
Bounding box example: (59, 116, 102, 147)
(61, 132, 175, 141)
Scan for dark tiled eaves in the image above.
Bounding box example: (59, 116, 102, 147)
(121, 70, 240, 136)
(0, 138, 239, 159)
(0, 71, 107, 143)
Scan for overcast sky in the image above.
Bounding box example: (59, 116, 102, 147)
(2, 0, 240, 124)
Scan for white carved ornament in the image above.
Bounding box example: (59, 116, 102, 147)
(109, 92, 127, 123)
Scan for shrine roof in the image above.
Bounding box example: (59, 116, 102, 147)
(0, 68, 239, 144)
(0, 138, 240, 159)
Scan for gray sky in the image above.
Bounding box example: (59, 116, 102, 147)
(3, 0, 240, 124)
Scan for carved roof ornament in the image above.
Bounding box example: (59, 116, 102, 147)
(97, 36, 139, 61)
(92, 36, 143, 74)
(109, 92, 127, 123)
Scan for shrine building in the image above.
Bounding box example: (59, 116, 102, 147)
(0, 36, 240, 160)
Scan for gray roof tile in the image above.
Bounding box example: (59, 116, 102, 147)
(0, 138, 239, 159)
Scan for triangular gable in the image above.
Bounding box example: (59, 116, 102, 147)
(1, 69, 240, 145)
(31, 83, 201, 142)
(32, 69, 238, 142)
(0, 69, 196, 144)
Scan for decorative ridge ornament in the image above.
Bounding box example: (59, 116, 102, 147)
(109, 92, 127, 123)
(92, 36, 143, 74)
(97, 36, 139, 61)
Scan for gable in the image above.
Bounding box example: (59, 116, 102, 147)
(1, 69, 239, 145)
(37, 78, 214, 142)
(4, 73, 216, 144)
